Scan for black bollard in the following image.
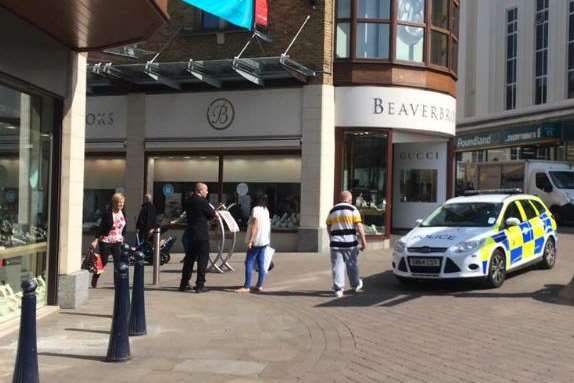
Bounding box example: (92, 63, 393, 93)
(12, 279, 39, 383)
(106, 262, 130, 362)
(129, 251, 147, 336)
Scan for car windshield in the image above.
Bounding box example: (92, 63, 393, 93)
(420, 203, 503, 227)
(549, 171, 574, 189)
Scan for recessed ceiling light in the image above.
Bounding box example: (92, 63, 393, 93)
(184, 156, 191, 159)
(3, 125, 16, 130)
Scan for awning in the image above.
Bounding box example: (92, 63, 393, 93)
(87, 56, 316, 93)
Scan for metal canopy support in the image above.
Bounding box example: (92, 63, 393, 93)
(143, 62, 181, 90)
(232, 33, 265, 86)
(186, 59, 222, 88)
(90, 63, 139, 90)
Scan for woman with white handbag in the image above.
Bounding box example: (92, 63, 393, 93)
(237, 193, 272, 293)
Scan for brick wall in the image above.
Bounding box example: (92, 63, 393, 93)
(140, 0, 333, 85)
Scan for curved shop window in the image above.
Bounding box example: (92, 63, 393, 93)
(82, 157, 126, 232)
(0, 83, 56, 323)
(151, 154, 301, 231)
(336, 0, 459, 72)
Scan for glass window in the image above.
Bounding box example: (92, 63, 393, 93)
(549, 171, 574, 189)
(223, 155, 301, 231)
(503, 202, 524, 223)
(336, 22, 351, 58)
(397, 0, 425, 23)
(520, 200, 538, 220)
(396, 26, 425, 62)
(451, 3, 459, 36)
(358, 0, 391, 19)
(506, 8, 518, 110)
(342, 131, 388, 236)
(535, 0, 549, 104)
(531, 199, 547, 214)
(421, 203, 502, 227)
(202, 11, 220, 30)
(0, 83, 55, 322)
(450, 39, 458, 72)
(431, 0, 449, 29)
(83, 158, 126, 231)
(535, 172, 552, 190)
(356, 23, 390, 59)
(337, 0, 351, 18)
(431, 31, 448, 66)
(568, 0, 574, 98)
(400, 169, 438, 202)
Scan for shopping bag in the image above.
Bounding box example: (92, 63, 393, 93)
(94, 254, 104, 274)
(263, 246, 275, 272)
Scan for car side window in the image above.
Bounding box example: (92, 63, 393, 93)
(502, 202, 523, 223)
(520, 200, 538, 220)
(536, 173, 552, 190)
(531, 200, 547, 215)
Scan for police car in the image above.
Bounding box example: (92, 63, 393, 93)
(392, 193, 558, 288)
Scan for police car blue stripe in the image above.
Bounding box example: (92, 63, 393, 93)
(511, 248, 522, 264)
(534, 237, 545, 254)
(482, 261, 488, 274)
(520, 222, 534, 243)
(492, 232, 510, 250)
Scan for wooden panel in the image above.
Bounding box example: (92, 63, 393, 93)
(0, 0, 168, 51)
(334, 62, 457, 97)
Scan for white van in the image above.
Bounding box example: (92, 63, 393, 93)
(461, 160, 574, 222)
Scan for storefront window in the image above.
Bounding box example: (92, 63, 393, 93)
(399, 169, 437, 202)
(343, 132, 388, 236)
(0, 83, 55, 323)
(223, 155, 301, 231)
(83, 157, 126, 232)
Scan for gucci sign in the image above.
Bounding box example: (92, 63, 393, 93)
(207, 98, 234, 130)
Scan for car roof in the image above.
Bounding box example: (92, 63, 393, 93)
(446, 194, 537, 204)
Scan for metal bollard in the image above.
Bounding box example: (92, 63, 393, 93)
(153, 227, 161, 286)
(12, 279, 39, 383)
(129, 251, 147, 336)
(106, 263, 130, 362)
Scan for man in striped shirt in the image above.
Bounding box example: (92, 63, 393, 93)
(326, 191, 367, 298)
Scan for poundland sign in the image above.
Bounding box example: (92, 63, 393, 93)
(456, 124, 561, 150)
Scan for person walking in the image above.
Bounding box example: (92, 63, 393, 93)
(90, 193, 127, 288)
(179, 183, 217, 293)
(237, 193, 271, 293)
(136, 193, 157, 245)
(326, 191, 367, 298)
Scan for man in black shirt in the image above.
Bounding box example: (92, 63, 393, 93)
(179, 183, 217, 293)
(136, 194, 157, 244)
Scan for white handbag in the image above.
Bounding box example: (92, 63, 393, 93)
(263, 246, 275, 272)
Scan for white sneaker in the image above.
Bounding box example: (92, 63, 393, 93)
(335, 289, 344, 298)
(354, 279, 364, 293)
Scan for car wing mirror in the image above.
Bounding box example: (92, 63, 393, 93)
(505, 217, 521, 227)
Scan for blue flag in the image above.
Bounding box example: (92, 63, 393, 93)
(181, 0, 254, 30)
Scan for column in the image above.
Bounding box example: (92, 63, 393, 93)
(298, 85, 335, 252)
(58, 52, 89, 309)
(125, 94, 147, 235)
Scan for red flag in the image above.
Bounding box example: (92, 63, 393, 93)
(255, 0, 269, 28)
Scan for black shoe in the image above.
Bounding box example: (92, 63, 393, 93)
(194, 286, 207, 294)
(178, 284, 192, 292)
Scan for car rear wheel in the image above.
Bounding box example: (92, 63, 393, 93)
(485, 250, 506, 288)
(539, 238, 556, 270)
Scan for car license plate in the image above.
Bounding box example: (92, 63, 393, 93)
(409, 258, 440, 267)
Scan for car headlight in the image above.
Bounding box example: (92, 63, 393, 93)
(394, 240, 406, 254)
(451, 239, 485, 254)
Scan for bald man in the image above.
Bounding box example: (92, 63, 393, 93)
(326, 191, 367, 298)
(179, 183, 217, 293)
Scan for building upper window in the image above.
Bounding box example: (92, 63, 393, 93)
(506, 8, 518, 110)
(335, 0, 459, 73)
(535, 0, 549, 105)
(568, 0, 574, 98)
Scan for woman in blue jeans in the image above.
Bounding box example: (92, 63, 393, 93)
(237, 193, 271, 293)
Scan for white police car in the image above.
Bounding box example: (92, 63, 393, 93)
(392, 193, 558, 288)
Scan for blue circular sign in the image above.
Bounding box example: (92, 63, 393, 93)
(162, 183, 174, 197)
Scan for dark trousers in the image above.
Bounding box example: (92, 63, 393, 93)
(180, 240, 210, 289)
(92, 241, 125, 288)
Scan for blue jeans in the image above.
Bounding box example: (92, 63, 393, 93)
(330, 247, 361, 291)
(244, 246, 267, 288)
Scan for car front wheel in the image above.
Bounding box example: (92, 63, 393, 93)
(539, 238, 556, 270)
(485, 250, 506, 288)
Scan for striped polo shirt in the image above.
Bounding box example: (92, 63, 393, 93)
(326, 203, 362, 249)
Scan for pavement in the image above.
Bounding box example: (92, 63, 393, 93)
(1, 234, 574, 383)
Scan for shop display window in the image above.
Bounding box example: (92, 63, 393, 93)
(0, 83, 55, 322)
(399, 169, 438, 202)
(342, 131, 388, 236)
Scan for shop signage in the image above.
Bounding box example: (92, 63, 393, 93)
(162, 183, 174, 197)
(86, 96, 127, 139)
(207, 98, 235, 130)
(86, 112, 115, 128)
(456, 124, 561, 150)
(399, 151, 440, 161)
(336, 87, 456, 136)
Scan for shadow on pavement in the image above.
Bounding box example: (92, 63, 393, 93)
(65, 328, 110, 335)
(39, 352, 106, 362)
(59, 312, 112, 319)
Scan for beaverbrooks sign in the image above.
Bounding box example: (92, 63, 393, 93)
(373, 98, 456, 123)
(456, 124, 561, 150)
